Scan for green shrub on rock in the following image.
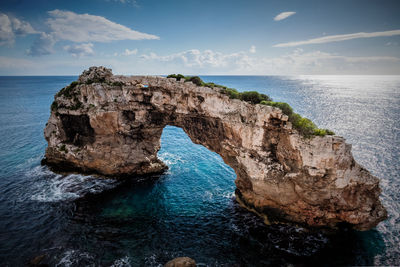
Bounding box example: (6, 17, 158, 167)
(186, 76, 203, 86)
(59, 144, 68, 153)
(240, 91, 267, 104)
(56, 81, 80, 98)
(167, 74, 185, 81)
(291, 116, 318, 137)
(202, 82, 228, 90)
(314, 128, 335, 136)
(325, 129, 335, 135)
(224, 88, 241, 99)
(260, 101, 335, 137)
(260, 101, 293, 116)
(167, 74, 230, 89)
(51, 101, 58, 111)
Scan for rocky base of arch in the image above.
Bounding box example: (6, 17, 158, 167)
(43, 66, 387, 230)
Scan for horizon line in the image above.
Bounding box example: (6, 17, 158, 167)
(1, 74, 400, 77)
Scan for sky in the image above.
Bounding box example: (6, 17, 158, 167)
(0, 0, 400, 75)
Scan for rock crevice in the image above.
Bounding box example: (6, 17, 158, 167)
(43, 66, 387, 230)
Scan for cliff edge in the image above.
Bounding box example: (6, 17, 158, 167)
(43, 66, 387, 230)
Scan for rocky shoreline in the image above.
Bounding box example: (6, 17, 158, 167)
(43, 66, 387, 230)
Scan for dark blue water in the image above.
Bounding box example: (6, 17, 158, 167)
(0, 75, 399, 266)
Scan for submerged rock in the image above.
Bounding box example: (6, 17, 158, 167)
(43, 66, 387, 230)
(29, 254, 48, 266)
(165, 257, 196, 267)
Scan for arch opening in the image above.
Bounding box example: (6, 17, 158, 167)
(156, 125, 237, 210)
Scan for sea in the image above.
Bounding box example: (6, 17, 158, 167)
(0, 75, 399, 266)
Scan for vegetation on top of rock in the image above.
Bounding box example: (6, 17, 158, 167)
(53, 80, 83, 111)
(51, 99, 82, 111)
(167, 74, 229, 89)
(85, 77, 107, 84)
(69, 97, 83, 110)
(220, 88, 273, 104)
(56, 74, 334, 138)
(166, 74, 185, 81)
(51, 101, 58, 111)
(260, 100, 335, 137)
(167, 74, 335, 137)
(167, 74, 270, 103)
(56, 81, 80, 98)
(78, 66, 112, 84)
(239, 91, 272, 104)
(186, 76, 203, 86)
(59, 144, 68, 153)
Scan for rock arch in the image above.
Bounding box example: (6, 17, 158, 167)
(43, 67, 386, 230)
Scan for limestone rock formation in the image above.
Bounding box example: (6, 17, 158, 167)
(43, 66, 387, 230)
(164, 257, 196, 267)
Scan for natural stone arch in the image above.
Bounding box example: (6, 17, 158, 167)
(43, 67, 386, 230)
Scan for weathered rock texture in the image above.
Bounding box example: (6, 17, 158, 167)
(164, 257, 196, 267)
(43, 66, 387, 230)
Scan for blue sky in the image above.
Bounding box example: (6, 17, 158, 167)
(0, 0, 400, 75)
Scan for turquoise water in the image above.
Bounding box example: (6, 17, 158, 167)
(0, 75, 399, 266)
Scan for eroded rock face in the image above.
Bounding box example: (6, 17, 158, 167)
(43, 66, 387, 230)
(164, 257, 196, 267)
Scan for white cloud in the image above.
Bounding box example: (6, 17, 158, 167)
(0, 13, 36, 46)
(140, 49, 252, 70)
(0, 14, 13, 45)
(10, 17, 36, 35)
(274, 29, 400, 47)
(28, 10, 158, 56)
(26, 33, 56, 56)
(287, 49, 399, 63)
(259, 49, 400, 74)
(138, 47, 400, 75)
(122, 48, 138, 55)
(341, 55, 399, 63)
(46, 10, 158, 43)
(2, 46, 399, 75)
(249, 45, 256, 53)
(274, 12, 296, 21)
(64, 43, 94, 57)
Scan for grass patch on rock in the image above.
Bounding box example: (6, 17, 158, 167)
(259, 101, 335, 137)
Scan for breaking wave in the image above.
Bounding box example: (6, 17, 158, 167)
(27, 166, 119, 202)
(158, 152, 186, 166)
